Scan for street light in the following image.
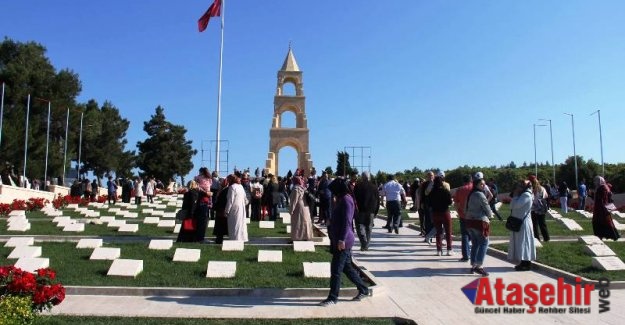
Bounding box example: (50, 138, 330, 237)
(590, 109, 604, 176)
(533, 124, 547, 176)
(538, 118, 555, 185)
(564, 113, 578, 189)
(35, 98, 52, 189)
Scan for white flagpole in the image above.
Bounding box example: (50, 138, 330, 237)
(23, 94, 31, 183)
(0, 82, 5, 150)
(215, 0, 225, 176)
(44, 101, 51, 187)
(63, 108, 69, 186)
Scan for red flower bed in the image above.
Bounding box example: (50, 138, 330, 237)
(26, 198, 49, 211)
(10, 199, 27, 211)
(0, 203, 11, 217)
(0, 266, 66, 312)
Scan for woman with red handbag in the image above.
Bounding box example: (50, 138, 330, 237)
(177, 181, 200, 242)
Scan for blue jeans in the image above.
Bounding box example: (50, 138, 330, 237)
(467, 228, 488, 267)
(327, 249, 368, 302)
(459, 219, 471, 260)
(385, 200, 401, 230)
(560, 197, 568, 214)
(579, 196, 586, 210)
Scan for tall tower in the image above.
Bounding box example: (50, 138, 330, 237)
(265, 46, 313, 176)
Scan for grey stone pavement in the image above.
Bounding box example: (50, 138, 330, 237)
(49, 218, 625, 324)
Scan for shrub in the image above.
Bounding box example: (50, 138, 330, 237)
(0, 295, 36, 325)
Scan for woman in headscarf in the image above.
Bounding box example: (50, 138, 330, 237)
(465, 177, 493, 277)
(592, 176, 620, 241)
(225, 174, 249, 242)
(508, 179, 536, 271)
(194, 167, 213, 241)
(177, 180, 200, 243)
(290, 174, 313, 241)
(212, 177, 230, 244)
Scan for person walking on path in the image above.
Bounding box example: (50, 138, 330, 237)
(316, 171, 332, 225)
(591, 176, 620, 241)
(319, 178, 371, 306)
(453, 175, 473, 262)
(558, 181, 570, 214)
(429, 172, 453, 256)
(106, 176, 117, 205)
(212, 178, 230, 244)
(578, 179, 588, 211)
(382, 174, 405, 234)
(145, 177, 156, 203)
(134, 177, 144, 206)
(529, 175, 550, 242)
(508, 179, 536, 271)
(465, 177, 493, 276)
(250, 178, 264, 221)
(289, 175, 313, 241)
(225, 174, 249, 242)
(353, 171, 380, 251)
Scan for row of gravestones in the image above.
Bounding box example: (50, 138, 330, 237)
(576, 209, 625, 231)
(578, 235, 625, 271)
(3, 237, 329, 278)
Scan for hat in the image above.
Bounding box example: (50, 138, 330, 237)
(437, 171, 445, 178)
(474, 172, 484, 180)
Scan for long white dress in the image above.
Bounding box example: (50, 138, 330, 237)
(508, 190, 536, 264)
(225, 183, 249, 242)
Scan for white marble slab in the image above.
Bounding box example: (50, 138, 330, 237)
(107, 259, 143, 277)
(76, 239, 103, 249)
(143, 217, 160, 224)
(221, 240, 244, 251)
(259, 221, 275, 228)
(118, 224, 139, 233)
(286, 225, 291, 234)
(56, 219, 76, 228)
(142, 209, 155, 214)
(206, 261, 237, 278)
(52, 216, 71, 224)
(8, 246, 42, 259)
(148, 239, 173, 250)
(7, 216, 27, 224)
(157, 220, 176, 228)
(534, 237, 543, 248)
(281, 214, 291, 225)
(258, 250, 282, 262)
(585, 244, 617, 257)
(293, 241, 315, 252)
(151, 210, 165, 217)
(63, 223, 85, 232)
(557, 218, 583, 231)
(612, 219, 625, 231)
(163, 212, 176, 219)
(44, 210, 62, 217)
(108, 208, 121, 213)
(90, 247, 121, 260)
(7, 222, 31, 232)
(547, 209, 562, 219)
(207, 220, 215, 228)
(154, 204, 167, 210)
(108, 220, 127, 228)
(8, 210, 26, 217)
(246, 218, 251, 224)
(578, 235, 604, 245)
(99, 216, 116, 223)
(4, 237, 35, 247)
(173, 224, 181, 234)
(172, 248, 201, 262)
(303, 262, 331, 278)
(14, 257, 49, 273)
(66, 204, 79, 210)
(592, 256, 625, 271)
(407, 212, 418, 219)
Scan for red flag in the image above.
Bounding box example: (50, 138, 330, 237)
(198, 0, 222, 32)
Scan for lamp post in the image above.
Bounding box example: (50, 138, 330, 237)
(564, 113, 578, 189)
(539, 118, 555, 185)
(590, 109, 604, 176)
(533, 124, 547, 176)
(23, 94, 31, 184)
(35, 98, 52, 188)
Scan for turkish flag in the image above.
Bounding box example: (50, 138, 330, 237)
(198, 0, 222, 32)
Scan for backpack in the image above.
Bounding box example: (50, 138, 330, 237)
(535, 198, 548, 215)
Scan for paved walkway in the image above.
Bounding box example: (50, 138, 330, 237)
(49, 218, 625, 324)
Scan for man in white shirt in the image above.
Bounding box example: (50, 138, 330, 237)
(382, 174, 405, 234)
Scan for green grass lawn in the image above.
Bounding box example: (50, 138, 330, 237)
(0, 242, 341, 288)
(492, 241, 625, 281)
(34, 316, 397, 325)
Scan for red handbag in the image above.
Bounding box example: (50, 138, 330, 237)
(182, 218, 196, 231)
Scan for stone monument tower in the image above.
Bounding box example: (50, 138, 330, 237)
(264, 47, 313, 177)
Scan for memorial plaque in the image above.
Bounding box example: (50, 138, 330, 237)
(303, 262, 331, 278)
(578, 235, 603, 245)
(8, 210, 26, 217)
(286, 225, 291, 234)
(173, 224, 181, 234)
(206, 261, 237, 278)
(557, 218, 583, 231)
(281, 214, 291, 225)
(157, 220, 176, 228)
(207, 220, 215, 228)
(163, 212, 176, 219)
(118, 224, 139, 233)
(143, 217, 160, 224)
(99, 216, 116, 224)
(259, 221, 275, 228)
(108, 220, 127, 228)
(585, 244, 617, 257)
(172, 248, 200, 262)
(107, 259, 143, 277)
(4, 237, 35, 247)
(149, 239, 173, 250)
(293, 241, 315, 252)
(76, 239, 103, 249)
(63, 223, 85, 232)
(14, 257, 49, 273)
(258, 250, 282, 262)
(592, 256, 625, 271)
(90, 247, 121, 260)
(7, 222, 31, 232)
(222, 240, 244, 251)
(8, 246, 42, 259)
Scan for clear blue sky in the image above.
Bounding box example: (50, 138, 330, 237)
(2, 0, 624, 178)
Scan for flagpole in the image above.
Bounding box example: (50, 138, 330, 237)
(0, 82, 5, 150)
(63, 108, 69, 186)
(215, 0, 225, 176)
(23, 94, 31, 183)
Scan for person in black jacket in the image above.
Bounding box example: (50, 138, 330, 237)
(177, 181, 200, 242)
(353, 171, 379, 251)
(429, 172, 453, 256)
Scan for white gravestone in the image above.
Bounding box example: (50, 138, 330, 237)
(592, 256, 625, 271)
(207, 220, 215, 228)
(259, 221, 275, 228)
(4, 237, 35, 247)
(578, 235, 604, 245)
(76, 239, 103, 249)
(157, 220, 176, 228)
(14, 257, 49, 273)
(258, 250, 282, 262)
(163, 212, 176, 219)
(222, 240, 244, 251)
(63, 223, 85, 232)
(279, 212, 290, 219)
(90, 247, 121, 260)
(108, 220, 127, 228)
(56, 219, 75, 228)
(99, 216, 116, 224)
(149, 239, 173, 250)
(118, 224, 139, 233)
(281, 214, 291, 225)
(557, 218, 583, 231)
(8, 210, 26, 217)
(8, 246, 42, 259)
(173, 248, 201, 262)
(206, 261, 237, 278)
(286, 225, 291, 234)
(8, 222, 31, 232)
(107, 259, 143, 277)
(142, 209, 155, 214)
(293, 241, 315, 252)
(534, 237, 543, 248)
(143, 217, 160, 224)
(151, 210, 165, 217)
(584, 244, 617, 257)
(173, 224, 181, 234)
(52, 216, 71, 224)
(407, 212, 418, 219)
(303, 262, 331, 278)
